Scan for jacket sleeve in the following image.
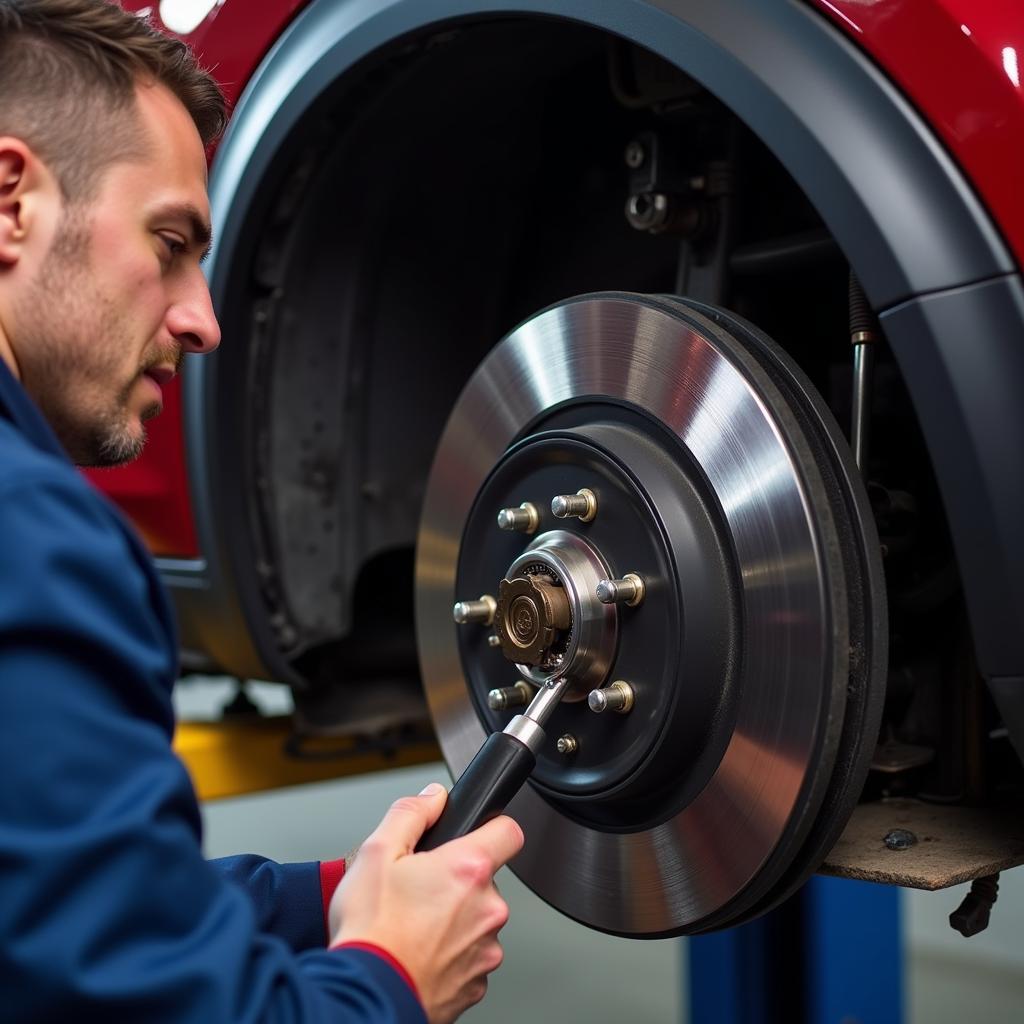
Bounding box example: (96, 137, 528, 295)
(208, 855, 348, 952)
(0, 471, 424, 1024)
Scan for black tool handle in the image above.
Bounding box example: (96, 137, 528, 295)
(416, 731, 536, 851)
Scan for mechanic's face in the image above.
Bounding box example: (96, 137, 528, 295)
(13, 82, 220, 466)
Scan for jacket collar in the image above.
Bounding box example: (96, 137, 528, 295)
(0, 357, 72, 462)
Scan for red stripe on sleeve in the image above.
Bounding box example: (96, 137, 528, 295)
(331, 940, 422, 1002)
(318, 857, 346, 940)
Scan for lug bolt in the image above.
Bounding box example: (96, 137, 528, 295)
(596, 573, 645, 607)
(497, 502, 539, 534)
(588, 681, 635, 714)
(452, 595, 496, 626)
(487, 681, 533, 711)
(556, 734, 579, 755)
(487, 634, 501, 648)
(551, 488, 597, 523)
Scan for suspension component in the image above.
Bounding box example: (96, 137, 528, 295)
(623, 129, 712, 238)
(849, 272, 880, 473)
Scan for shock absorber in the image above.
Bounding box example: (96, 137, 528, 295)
(849, 272, 880, 473)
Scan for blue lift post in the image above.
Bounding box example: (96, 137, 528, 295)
(688, 876, 903, 1024)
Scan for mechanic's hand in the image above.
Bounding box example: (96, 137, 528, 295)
(328, 783, 523, 1024)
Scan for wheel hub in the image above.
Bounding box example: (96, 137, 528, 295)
(454, 423, 735, 810)
(497, 571, 569, 668)
(416, 292, 886, 936)
(493, 531, 614, 692)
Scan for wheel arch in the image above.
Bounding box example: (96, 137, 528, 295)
(182, 0, 1024, 688)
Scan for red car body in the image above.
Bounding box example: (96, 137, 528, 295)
(102, 0, 1024, 557)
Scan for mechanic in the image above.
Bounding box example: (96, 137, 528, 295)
(0, 2, 522, 1021)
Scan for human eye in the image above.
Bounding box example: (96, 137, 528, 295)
(157, 232, 188, 261)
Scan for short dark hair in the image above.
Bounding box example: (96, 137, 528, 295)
(0, 0, 227, 199)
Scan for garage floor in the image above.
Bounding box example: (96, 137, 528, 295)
(181, 683, 1024, 1022)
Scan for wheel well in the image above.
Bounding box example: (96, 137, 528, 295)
(188, 8, 1021, 789)
(229, 20, 868, 674)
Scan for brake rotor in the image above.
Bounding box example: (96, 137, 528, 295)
(415, 293, 886, 936)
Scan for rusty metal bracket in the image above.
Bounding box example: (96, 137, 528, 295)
(820, 798, 1024, 890)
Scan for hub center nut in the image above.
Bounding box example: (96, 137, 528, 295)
(495, 531, 619, 697)
(495, 574, 571, 667)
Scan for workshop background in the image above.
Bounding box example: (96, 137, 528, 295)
(178, 679, 1024, 1023)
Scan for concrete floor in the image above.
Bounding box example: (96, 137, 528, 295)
(183, 682, 1024, 1023)
(906, 871, 1024, 1023)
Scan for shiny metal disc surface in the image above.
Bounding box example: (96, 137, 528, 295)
(415, 293, 854, 935)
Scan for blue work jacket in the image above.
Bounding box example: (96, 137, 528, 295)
(0, 359, 424, 1023)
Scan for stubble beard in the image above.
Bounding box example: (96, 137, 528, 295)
(14, 212, 158, 468)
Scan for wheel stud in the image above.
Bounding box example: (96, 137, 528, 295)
(556, 734, 579, 755)
(497, 502, 539, 534)
(551, 488, 597, 523)
(487, 681, 533, 710)
(452, 595, 496, 625)
(596, 573, 645, 607)
(588, 680, 635, 714)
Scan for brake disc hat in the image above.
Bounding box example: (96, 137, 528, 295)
(415, 293, 886, 936)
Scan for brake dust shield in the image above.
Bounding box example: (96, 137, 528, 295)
(415, 293, 886, 936)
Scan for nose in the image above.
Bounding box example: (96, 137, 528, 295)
(167, 269, 221, 354)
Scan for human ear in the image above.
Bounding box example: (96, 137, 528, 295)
(0, 140, 57, 267)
